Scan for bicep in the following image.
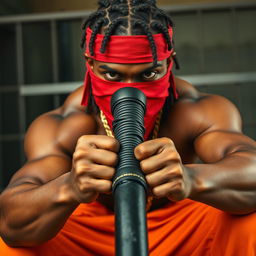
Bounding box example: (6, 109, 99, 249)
(194, 131, 256, 163)
(9, 111, 72, 187)
(9, 103, 96, 187)
(192, 94, 256, 163)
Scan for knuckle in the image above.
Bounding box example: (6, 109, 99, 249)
(176, 169, 183, 179)
(171, 166, 183, 178)
(152, 187, 163, 198)
(75, 164, 91, 176)
(164, 165, 181, 180)
(140, 160, 147, 171)
(173, 180, 183, 191)
(111, 153, 118, 166)
(110, 138, 119, 151)
(163, 150, 174, 163)
(164, 168, 173, 180)
(101, 181, 112, 192)
(80, 179, 94, 193)
(73, 148, 91, 161)
(163, 150, 181, 165)
(77, 135, 97, 149)
(170, 182, 184, 198)
(106, 167, 115, 179)
(161, 137, 174, 146)
(75, 165, 84, 176)
(77, 135, 88, 145)
(73, 150, 83, 161)
(167, 182, 184, 201)
(135, 144, 147, 158)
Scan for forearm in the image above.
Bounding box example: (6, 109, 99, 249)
(186, 150, 256, 215)
(0, 172, 78, 247)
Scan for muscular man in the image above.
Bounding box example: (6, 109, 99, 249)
(0, 0, 256, 255)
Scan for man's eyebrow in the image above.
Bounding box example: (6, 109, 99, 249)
(142, 64, 162, 73)
(99, 65, 119, 73)
(98, 63, 163, 73)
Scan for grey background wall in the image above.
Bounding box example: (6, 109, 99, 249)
(27, 0, 254, 13)
(0, 1, 256, 190)
(1, 0, 255, 14)
(0, 0, 31, 15)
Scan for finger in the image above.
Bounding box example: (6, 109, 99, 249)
(78, 135, 120, 153)
(145, 165, 182, 187)
(152, 181, 185, 201)
(74, 148, 118, 167)
(78, 177, 112, 194)
(140, 149, 180, 174)
(76, 163, 115, 180)
(134, 137, 174, 161)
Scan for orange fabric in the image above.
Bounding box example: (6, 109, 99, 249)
(1, 199, 256, 256)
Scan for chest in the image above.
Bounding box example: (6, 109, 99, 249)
(96, 111, 198, 164)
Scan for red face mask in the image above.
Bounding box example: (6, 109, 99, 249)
(81, 27, 178, 140)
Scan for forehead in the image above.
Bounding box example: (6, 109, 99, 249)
(93, 59, 167, 71)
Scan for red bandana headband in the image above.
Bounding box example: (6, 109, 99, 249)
(85, 27, 174, 63)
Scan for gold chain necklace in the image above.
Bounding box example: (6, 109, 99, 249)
(100, 110, 162, 139)
(100, 110, 162, 211)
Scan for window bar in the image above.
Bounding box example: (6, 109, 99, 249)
(230, 8, 243, 117)
(16, 23, 24, 85)
(53, 95, 61, 108)
(51, 19, 61, 108)
(231, 7, 239, 72)
(16, 22, 26, 163)
(51, 19, 59, 83)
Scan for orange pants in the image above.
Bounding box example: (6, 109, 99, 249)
(0, 199, 255, 256)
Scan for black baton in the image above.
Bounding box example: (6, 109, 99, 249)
(111, 87, 149, 256)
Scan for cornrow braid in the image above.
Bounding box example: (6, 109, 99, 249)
(130, 0, 155, 5)
(100, 18, 127, 53)
(132, 4, 151, 12)
(152, 8, 173, 27)
(151, 21, 172, 50)
(111, 0, 128, 4)
(130, 0, 142, 5)
(89, 18, 108, 56)
(133, 19, 158, 67)
(81, 10, 104, 30)
(132, 4, 152, 18)
(80, 10, 106, 48)
(109, 5, 129, 16)
(98, 0, 111, 8)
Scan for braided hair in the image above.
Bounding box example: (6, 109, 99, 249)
(81, 0, 174, 67)
(81, 0, 176, 120)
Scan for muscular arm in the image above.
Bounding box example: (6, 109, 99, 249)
(186, 94, 256, 214)
(0, 89, 106, 247)
(135, 87, 256, 215)
(0, 108, 89, 246)
(0, 111, 77, 246)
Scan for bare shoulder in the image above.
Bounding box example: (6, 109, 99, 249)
(6, 86, 96, 186)
(25, 86, 97, 161)
(169, 76, 242, 138)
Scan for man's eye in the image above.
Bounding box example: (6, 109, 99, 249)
(104, 72, 120, 80)
(143, 71, 158, 80)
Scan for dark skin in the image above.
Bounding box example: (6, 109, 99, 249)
(0, 56, 256, 247)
